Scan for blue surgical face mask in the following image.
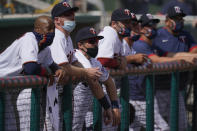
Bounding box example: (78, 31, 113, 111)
(62, 20, 76, 33)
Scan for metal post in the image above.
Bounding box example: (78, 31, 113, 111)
(30, 88, 40, 131)
(170, 72, 179, 131)
(120, 75, 129, 131)
(63, 83, 72, 131)
(93, 98, 102, 131)
(146, 75, 154, 131)
(0, 92, 4, 131)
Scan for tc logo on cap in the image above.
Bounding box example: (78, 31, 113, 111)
(174, 6, 181, 13)
(124, 9, 131, 16)
(146, 14, 153, 19)
(90, 28, 96, 34)
(62, 2, 70, 7)
(131, 13, 136, 19)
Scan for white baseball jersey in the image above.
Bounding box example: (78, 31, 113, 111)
(47, 28, 77, 130)
(0, 32, 53, 131)
(72, 49, 109, 130)
(50, 28, 77, 64)
(0, 32, 53, 77)
(96, 26, 125, 59)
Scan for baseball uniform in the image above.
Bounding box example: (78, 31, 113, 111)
(47, 28, 77, 130)
(72, 49, 109, 131)
(152, 27, 197, 131)
(123, 39, 169, 131)
(0, 32, 54, 131)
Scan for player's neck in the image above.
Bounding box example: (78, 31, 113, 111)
(141, 35, 152, 46)
(79, 49, 91, 60)
(165, 26, 178, 36)
(56, 27, 70, 38)
(124, 37, 133, 48)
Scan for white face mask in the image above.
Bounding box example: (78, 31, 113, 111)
(62, 20, 76, 33)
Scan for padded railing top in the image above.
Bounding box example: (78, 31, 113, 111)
(0, 61, 197, 88)
(0, 75, 48, 88)
(110, 61, 197, 76)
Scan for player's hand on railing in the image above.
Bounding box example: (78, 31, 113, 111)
(134, 53, 149, 64)
(103, 108, 113, 125)
(112, 108, 121, 126)
(85, 67, 102, 80)
(54, 69, 69, 85)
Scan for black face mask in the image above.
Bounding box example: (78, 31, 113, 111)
(33, 31, 55, 52)
(130, 34, 140, 41)
(85, 46, 98, 58)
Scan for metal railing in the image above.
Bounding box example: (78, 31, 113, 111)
(0, 61, 196, 131)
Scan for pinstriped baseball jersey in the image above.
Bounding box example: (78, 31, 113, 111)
(72, 49, 109, 130)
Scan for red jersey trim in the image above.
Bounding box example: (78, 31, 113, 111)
(97, 58, 119, 69)
(189, 45, 197, 52)
(148, 54, 156, 58)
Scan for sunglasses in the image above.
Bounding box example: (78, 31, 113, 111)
(87, 39, 99, 44)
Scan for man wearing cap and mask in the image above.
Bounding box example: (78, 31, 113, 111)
(152, 6, 197, 131)
(0, 15, 66, 130)
(129, 13, 191, 131)
(97, 8, 146, 70)
(47, 2, 110, 130)
(72, 27, 120, 130)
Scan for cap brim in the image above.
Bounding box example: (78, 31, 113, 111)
(168, 12, 186, 18)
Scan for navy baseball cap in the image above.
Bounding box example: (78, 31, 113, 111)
(51, 2, 79, 19)
(75, 27, 104, 43)
(111, 8, 136, 21)
(139, 14, 160, 27)
(167, 6, 186, 18)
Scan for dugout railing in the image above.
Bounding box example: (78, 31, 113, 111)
(0, 61, 197, 131)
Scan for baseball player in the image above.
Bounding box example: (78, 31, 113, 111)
(95, 8, 147, 130)
(0, 16, 66, 131)
(72, 27, 121, 131)
(47, 2, 112, 130)
(153, 6, 197, 131)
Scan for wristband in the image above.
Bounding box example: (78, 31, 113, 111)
(98, 95, 110, 110)
(111, 100, 119, 109)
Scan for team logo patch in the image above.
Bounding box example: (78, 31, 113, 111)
(90, 28, 96, 34)
(124, 9, 131, 16)
(62, 2, 70, 7)
(146, 13, 153, 20)
(131, 13, 136, 19)
(174, 6, 181, 13)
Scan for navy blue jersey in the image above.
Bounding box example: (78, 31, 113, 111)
(129, 39, 156, 101)
(153, 27, 197, 90)
(153, 28, 197, 56)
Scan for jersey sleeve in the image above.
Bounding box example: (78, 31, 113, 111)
(50, 37, 69, 65)
(96, 60, 109, 82)
(20, 34, 38, 64)
(97, 37, 115, 58)
(133, 41, 155, 57)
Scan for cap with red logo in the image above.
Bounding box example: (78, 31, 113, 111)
(111, 8, 137, 22)
(167, 6, 186, 18)
(51, 2, 79, 19)
(75, 27, 104, 43)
